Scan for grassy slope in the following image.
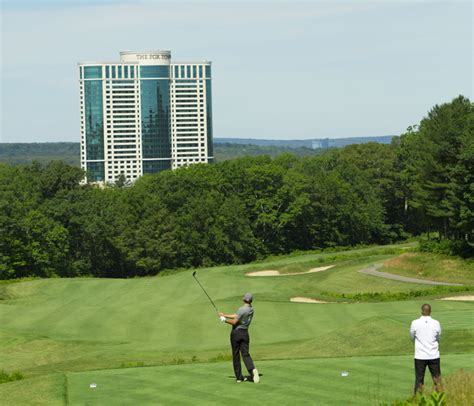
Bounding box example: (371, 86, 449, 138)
(0, 245, 473, 405)
(382, 252, 474, 285)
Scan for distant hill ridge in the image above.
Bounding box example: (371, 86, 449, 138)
(0, 136, 395, 166)
(214, 136, 394, 149)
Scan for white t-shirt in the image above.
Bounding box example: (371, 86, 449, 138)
(410, 316, 441, 360)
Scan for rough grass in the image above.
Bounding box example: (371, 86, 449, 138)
(0, 374, 65, 406)
(321, 285, 473, 302)
(382, 253, 474, 285)
(382, 368, 474, 406)
(246, 245, 412, 274)
(442, 369, 474, 406)
(0, 370, 24, 384)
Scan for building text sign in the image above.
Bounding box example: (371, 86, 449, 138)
(135, 53, 170, 61)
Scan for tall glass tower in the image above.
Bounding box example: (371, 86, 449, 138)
(78, 50, 213, 183)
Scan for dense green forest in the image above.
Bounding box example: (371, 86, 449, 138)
(0, 96, 472, 279)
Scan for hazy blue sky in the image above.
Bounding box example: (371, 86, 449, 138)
(1, 0, 472, 142)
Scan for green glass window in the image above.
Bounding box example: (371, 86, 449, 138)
(130, 66, 135, 78)
(192, 66, 196, 78)
(86, 162, 105, 182)
(79, 67, 83, 79)
(143, 160, 171, 174)
(118, 66, 122, 78)
(140, 66, 170, 78)
(84, 66, 102, 79)
(124, 66, 129, 78)
(206, 79, 213, 158)
(180, 66, 185, 78)
(84, 80, 104, 161)
(198, 66, 203, 77)
(205, 65, 211, 78)
(105, 66, 110, 78)
(112, 66, 116, 78)
(186, 66, 191, 77)
(114, 134, 136, 139)
(140, 79, 171, 161)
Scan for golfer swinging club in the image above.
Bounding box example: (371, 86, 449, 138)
(219, 293, 260, 383)
(410, 303, 442, 394)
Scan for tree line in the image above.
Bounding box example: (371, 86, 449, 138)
(0, 96, 472, 279)
(0, 141, 325, 167)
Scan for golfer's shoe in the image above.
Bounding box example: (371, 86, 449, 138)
(252, 368, 260, 384)
(236, 377, 247, 383)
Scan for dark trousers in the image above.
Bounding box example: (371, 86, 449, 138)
(414, 358, 441, 393)
(230, 328, 255, 380)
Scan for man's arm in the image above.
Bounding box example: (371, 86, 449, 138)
(409, 321, 416, 342)
(219, 311, 240, 326)
(219, 312, 238, 319)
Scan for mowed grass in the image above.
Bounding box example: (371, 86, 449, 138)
(66, 355, 473, 406)
(0, 244, 473, 405)
(3, 355, 471, 406)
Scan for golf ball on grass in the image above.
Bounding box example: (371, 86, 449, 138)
(340, 371, 349, 377)
(89, 383, 97, 389)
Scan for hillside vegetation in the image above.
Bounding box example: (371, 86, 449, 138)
(0, 136, 395, 167)
(0, 142, 327, 166)
(1, 97, 473, 280)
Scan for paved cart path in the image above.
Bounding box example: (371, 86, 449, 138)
(358, 264, 463, 286)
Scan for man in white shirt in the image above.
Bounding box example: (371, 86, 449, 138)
(410, 303, 442, 394)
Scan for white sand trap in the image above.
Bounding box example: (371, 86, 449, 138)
(290, 297, 331, 303)
(306, 265, 334, 274)
(246, 270, 280, 276)
(246, 265, 334, 277)
(439, 295, 474, 301)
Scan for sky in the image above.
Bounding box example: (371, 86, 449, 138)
(0, 0, 472, 142)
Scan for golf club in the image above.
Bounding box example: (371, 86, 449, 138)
(192, 271, 218, 312)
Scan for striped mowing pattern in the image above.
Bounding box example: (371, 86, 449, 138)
(67, 354, 474, 405)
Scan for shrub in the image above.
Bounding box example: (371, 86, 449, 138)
(419, 240, 474, 258)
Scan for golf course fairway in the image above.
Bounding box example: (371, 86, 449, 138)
(1, 245, 473, 405)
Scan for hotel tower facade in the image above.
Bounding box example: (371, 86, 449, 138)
(78, 50, 213, 183)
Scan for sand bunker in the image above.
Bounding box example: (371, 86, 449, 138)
(290, 297, 331, 304)
(306, 265, 334, 274)
(246, 270, 281, 276)
(246, 265, 334, 277)
(439, 295, 474, 301)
